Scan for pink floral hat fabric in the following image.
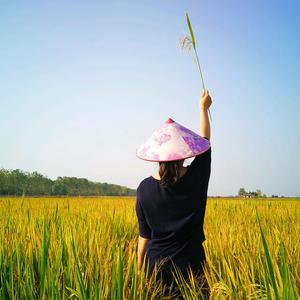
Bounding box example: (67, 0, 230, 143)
(136, 118, 210, 162)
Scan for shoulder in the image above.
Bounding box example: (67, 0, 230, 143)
(188, 146, 211, 174)
(136, 177, 154, 206)
(137, 176, 153, 193)
(190, 146, 211, 163)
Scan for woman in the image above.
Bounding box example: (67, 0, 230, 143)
(135, 90, 212, 293)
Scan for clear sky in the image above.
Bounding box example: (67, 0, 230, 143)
(1, 1, 299, 196)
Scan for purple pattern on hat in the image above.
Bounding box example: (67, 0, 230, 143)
(151, 152, 160, 160)
(179, 126, 195, 135)
(182, 136, 203, 153)
(153, 133, 171, 146)
(138, 145, 150, 157)
(166, 152, 182, 161)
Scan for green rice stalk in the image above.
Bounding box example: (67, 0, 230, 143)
(117, 238, 123, 300)
(279, 241, 297, 299)
(129, 254, 137, 300)
(261, 254, 271, 299)
(111, 243, 117, 300)
(94, 255, 99, 300)
(256, 211, 280, 300)
(71, 236, 87, 300)
(39, 222, 49, 300)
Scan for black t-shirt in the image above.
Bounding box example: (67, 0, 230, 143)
(135, 141, 211, 277)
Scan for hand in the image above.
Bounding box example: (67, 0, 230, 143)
(200, 89, 212, 111)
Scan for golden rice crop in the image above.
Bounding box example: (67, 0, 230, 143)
(0, 197, 299, 299)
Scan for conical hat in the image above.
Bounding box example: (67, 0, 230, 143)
(136, 118, 210, 162)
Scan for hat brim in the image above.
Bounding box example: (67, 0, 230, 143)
(136, 145, 211, 162)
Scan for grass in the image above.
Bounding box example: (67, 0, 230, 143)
(0, 196, 299, 299)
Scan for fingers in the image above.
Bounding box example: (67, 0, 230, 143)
(201, 89, 209, 96)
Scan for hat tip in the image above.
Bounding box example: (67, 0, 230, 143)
(165, 118, 175, 124)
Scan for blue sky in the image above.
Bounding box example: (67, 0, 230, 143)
(1, 1, 299, 196)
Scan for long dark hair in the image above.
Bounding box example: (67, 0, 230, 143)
(159, 160, 184, 187)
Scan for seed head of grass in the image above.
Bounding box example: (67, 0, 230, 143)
(178, 35, 192, 52)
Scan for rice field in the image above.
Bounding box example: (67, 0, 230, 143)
(0, 196, 299, 299)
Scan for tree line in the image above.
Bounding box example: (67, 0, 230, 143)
(0, 169, 136, 196)
(238, 188, 267, 198)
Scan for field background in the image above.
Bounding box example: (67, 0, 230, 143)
(0, 197, 299, 299)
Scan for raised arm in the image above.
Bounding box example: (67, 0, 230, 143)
(199, 90, 212, 140)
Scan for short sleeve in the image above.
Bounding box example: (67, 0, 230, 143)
(135, 187, 152, 239)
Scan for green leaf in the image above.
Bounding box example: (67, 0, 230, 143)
(117, 239, 123, 300)
(186, 13, 196, 49)
(71, 236, 87, 300)
(256, 211, 280, 300)
(40, 222, 49, 300)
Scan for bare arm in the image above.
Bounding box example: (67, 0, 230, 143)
(137, 236, 150, 274)
(199, 90, 212, 140)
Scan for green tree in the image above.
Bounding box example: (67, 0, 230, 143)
(238, 188, 247, 197)
(0, 168, 136, 196)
